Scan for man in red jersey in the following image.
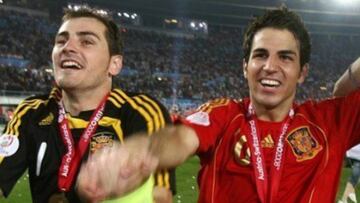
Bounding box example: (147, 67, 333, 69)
(77, 7, 360, 203)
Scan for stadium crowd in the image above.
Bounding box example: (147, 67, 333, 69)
(0, 7, 360, 113)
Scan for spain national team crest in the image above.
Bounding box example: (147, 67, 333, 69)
(90, 132, 115, 153)
(287, 127, 322, 162)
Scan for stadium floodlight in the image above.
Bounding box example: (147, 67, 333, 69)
(131, 14, 136, 19)
(67, 5, 72, 9)
(133, 13, 138, 17)
(124, 12, 130, 18)
(0, 0, 3, 3)
(199, 23, 204, 28)
(45, 69, 53, 73)
(117, 12, 122, 17)
(96, 9, 108, 15)
(190, 22, 196, 28)
(333, 0, 360, 6)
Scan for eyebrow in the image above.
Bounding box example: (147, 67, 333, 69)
(77, 31, 101, 40)
(55, 31, 101, 40)
(252, 48, 268, 53)
(278, 50, 297, 57)
(252, 48, 297, 56)
(55, 31, 68, 39)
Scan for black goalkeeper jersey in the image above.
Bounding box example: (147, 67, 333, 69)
(0, 87, 175, 202)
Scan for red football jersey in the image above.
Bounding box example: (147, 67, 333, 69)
(183, 90, 360, 203)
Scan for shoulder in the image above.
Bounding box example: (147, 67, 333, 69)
(296, 96, 349, 114)
(3, 89, 59, 135)
(109, 88, 170, 124)
(185, 98, 243, 126)
(197, 98, 241, 113)
(14, 88, 59, 116)
(109, 88, 166, 109)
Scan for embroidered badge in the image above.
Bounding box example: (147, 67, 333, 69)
(186, 111, 210, 126)
(0, 134, 19, 157)
(287, 127, 322, 162)
(39, 113, 54, 126)
(90, 132, 114, 153)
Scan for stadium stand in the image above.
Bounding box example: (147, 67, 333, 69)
(0, 3, 360, 114)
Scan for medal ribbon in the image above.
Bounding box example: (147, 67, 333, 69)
(57, 94, 108, 191)
(245, 103, 294, 203)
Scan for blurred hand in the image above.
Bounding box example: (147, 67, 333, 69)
(153, 186, 173, 203)
(76, 135, 159, 202)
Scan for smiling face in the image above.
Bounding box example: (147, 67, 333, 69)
(243, 28, 308, 111)
(52, 17, 122, 92)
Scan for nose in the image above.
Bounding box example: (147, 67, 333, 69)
(263, 56, 279, 72)
(62, 38, 78, 54)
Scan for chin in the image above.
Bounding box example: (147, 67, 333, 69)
(56, 81, 77, 90)
(263, 103, 281, 110)
(257, 97, 283, 108)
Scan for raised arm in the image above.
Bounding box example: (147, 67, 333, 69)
(150, 125, 199, 169)
(333, 57, 360, 97)
(76, 124, 199, 201)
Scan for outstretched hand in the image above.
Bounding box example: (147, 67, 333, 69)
(76, 135, 159, 202)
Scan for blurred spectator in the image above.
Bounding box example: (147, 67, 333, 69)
(1, 7, 359, 113)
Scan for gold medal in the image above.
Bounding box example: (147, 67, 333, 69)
(48, 193, 69, 203)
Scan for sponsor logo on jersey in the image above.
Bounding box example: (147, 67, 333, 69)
(185, 111, 210, 126)
(39, 113, 54, 126)
(287, 127, 322, 162)
(0, 134, 19, 157)
(90, 132, 115, 153)
(261, 134, 275, 148)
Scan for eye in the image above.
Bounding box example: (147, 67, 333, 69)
(253, 53, 267, 59)
(81, 39, 94, 46)
(280, 55, 294, 61)
(55, 37, 66, 45)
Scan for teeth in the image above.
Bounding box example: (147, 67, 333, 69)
(62, 61, 81, 69)
(261, 79, 280, 86)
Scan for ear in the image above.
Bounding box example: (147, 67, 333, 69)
(108, 55, 123, 76)
(297, 63, 309, 84)
(243, 59, 248, 79)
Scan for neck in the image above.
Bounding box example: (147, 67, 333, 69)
(61, 85, 110, 116)
(251, 99, 294, 122)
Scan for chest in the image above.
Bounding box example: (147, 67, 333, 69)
(26, 115, 122, 179)
(214, 117, 328, 176)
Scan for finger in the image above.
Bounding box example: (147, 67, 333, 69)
(78, 162, 103, 200)
(141, 153, 159, 175)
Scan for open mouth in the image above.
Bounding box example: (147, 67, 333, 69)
(61, 60, 82, 69)
(260, 79, 281, 88)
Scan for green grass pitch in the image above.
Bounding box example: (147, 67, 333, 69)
(0, 157, 359, 203)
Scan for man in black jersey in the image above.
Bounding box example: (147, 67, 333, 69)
(0, 7, 175, 203)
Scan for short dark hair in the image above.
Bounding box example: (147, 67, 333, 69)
(62, 7, 124, 56)
(242, 7, 311, 67)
